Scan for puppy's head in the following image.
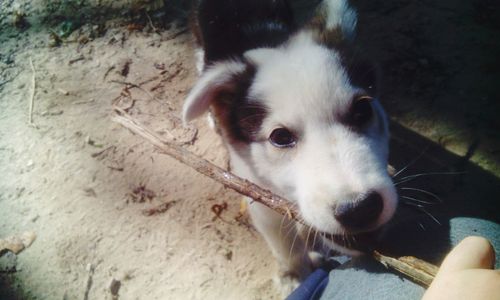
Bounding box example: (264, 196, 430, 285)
(184, 33, 397, 254)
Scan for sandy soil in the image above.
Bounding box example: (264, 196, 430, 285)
(0, 1, 499, 299)
(0, 4, 280, 299)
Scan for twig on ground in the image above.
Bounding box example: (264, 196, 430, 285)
(164, 29, 188, 41)
(28, 57, 36, 125)
(103, 66, 115, 80)
(83, 264, 95, 300)
(110, 80, 162, 103)
(145, 12, 159, 34)
(91, 145, 116, 158)
(68, 55, 85, 65)
(139, 76, 159, 86)
(112, 108, 439, 287)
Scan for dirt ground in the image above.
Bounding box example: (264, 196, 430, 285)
(0, 2, 281, 299)
(0, 0, 499, 299)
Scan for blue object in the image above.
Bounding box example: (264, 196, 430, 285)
(286, 268, 330, 300)
(287, 217, 500, 300)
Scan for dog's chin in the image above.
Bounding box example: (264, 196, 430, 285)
(319, 229, 382, 256)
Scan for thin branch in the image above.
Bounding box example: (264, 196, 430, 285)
(28, 57, 36, 125)
(110, 79, 162, 103)
(83, 264, 95, 300)
(112, 107, 302, 221)
(145, 12, 159, 34)
(373, 251, 438, 287)
(112, 108, 439, 287)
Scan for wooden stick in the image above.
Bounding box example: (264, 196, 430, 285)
(112, 108, 438, 287)
(373, 251, 438, 287)
(112, 107, 302, 221)
(28, 57, 36, 125)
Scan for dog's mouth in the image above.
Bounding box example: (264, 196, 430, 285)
(319, 229, 382, 253)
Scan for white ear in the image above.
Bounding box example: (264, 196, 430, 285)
(182, 60, 247, 123)
(244, 48, 278, 66)
(321, 0, 357, 40)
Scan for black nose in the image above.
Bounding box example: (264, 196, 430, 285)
(334, 192, 383, 230)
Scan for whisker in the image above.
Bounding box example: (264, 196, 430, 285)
(397, 171, 466, 181)
(418, 222, 426, 231)
(401, 195, 435, 205)
(289, 229, 300, 262)
(404, 203, 442, 226)
(279, 213, 289, 237)
(395, 171, 466, 186)
(304, 225, 313, 255)
(419, 208, 442, 226)
(393, 147, 429, 178)
(400, 187, 443, 203)
(402, 202, 425, 208)
(281, 203, 302, 239)
(312, 229, 319, 250)
(284, 220, 298, 239)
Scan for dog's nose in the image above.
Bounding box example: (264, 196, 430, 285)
(334, 191, 383, 230)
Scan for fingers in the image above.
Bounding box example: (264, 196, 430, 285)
(423, 237, 499, 300)
(437, 236, 496, 275)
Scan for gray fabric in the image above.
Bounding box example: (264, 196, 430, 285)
(320, 217, 500, 300)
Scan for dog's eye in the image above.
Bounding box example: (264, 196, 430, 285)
(351, 96, 373, 126)
(269, 128, 296, 148)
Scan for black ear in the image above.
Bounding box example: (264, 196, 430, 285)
(197, 0, 296, 63)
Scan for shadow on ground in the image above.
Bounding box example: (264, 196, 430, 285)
(380, 121, 500, 266)
(351, 0, 500, 174)
(347, 0, 500, 266)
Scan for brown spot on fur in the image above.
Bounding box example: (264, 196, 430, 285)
(306, 7, 345, 49)
(307, 18, 344, 48)
(304, 4, 378, 95)
(211, 64, 268, 146)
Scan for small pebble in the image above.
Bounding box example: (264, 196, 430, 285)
(109, 278, 121, 296)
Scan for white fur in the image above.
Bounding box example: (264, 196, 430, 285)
(183, 60, 246, 123)
(183, 0, 396, 282)
(243, 31, 396, 239)
(320, 0, 358, 39)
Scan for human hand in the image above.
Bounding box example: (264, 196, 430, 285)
(422, 236, 500, 300)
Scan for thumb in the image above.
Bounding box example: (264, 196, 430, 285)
(437, 236, 495, 276)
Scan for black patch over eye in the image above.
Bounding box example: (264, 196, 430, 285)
(269, 128, 296, 148)
(350, 96, 373, 127)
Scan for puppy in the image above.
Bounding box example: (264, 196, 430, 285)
(183, 0, 398, 290)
